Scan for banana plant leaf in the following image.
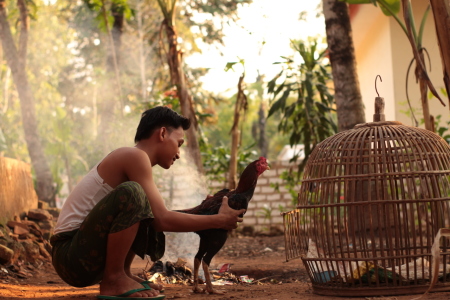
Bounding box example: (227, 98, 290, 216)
(401, 0, 445, 106)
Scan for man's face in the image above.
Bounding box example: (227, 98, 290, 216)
(160, 126, 185, 169)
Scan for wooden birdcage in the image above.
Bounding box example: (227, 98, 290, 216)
(282, 97, 450, 296)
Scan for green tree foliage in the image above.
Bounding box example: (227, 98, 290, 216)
(433, 115, 450, 143)
(198, 76, 288, 174)
(176, 0, 252, 45)
(1, 2, 73, 203)
(200, 143, 257, 190)
(198, 85, 261, 184)
(267, 39, 337, 172)
(197, 61, 287, 184)
(267, 39, 337, 205)
(0, 0, 256, 201)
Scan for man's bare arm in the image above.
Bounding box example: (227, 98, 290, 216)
(122, 149, 244, 232)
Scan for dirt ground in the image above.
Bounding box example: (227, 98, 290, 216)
(1, 235, 450, 300)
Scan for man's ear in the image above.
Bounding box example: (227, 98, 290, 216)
(158, 127, 167, 141)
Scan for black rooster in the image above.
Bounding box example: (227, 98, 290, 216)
(177, 157, 270, 294)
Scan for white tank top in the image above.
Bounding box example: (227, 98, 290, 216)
(54, 162, 113, 234)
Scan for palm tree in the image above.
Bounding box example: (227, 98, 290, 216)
(157, 0, 204, 173)
(323, 0, 366, 131)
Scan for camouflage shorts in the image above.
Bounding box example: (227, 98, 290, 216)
(50, 181, 165, 287)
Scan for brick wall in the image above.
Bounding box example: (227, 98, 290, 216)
(157, 160, 297, 231)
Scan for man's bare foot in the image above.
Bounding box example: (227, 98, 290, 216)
(128, 273, 164, 291)
(100, 273, 161, 297)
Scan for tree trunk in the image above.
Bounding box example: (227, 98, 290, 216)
(228, 74, 247, 189)
(417, 49, 433, 131)
(429, 0, 450, 109)
(254, 73, 268, 158)
(323, 0, 365, 132)
(0, 0, 55, 204)
(324, 0, 372, 234)
(228, 127, 239, 190)
(163, 20, 203, 174)
(257, 102, 268, 158)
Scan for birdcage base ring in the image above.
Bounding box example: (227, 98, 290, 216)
(309, 283, 450, 297)
(300, 254, 450, 297)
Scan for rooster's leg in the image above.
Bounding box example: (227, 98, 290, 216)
(201, 231, 228, 294)
(201, 259, 226, 294)
(192, 257, 203, 293)
(192, 237, 208, 293)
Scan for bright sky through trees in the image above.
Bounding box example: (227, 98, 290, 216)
(186, 0, 324, 94)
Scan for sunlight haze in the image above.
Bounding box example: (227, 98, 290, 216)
(186, 0, 325, 94)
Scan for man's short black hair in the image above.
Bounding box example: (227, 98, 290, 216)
(134, 106, 191, 143)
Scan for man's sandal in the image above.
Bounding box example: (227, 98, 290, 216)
(97, 286, 165, 300)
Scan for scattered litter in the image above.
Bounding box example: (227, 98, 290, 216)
(217, 263, 231, 273)
(313, 271, 337, 283)
(239, 275, 254, 283)
(263, 247, 273, 252)
(148, 272, 160, 282)
(211, 279, 233, 285)
(305, 237, 450, 286)
(142, 258, 194, 286)
(143, 258, 270, 287)
(349, 261, 403, 283)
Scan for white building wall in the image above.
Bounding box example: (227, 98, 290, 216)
(351, 1, 450, 128)
(352, 4, 396, 123)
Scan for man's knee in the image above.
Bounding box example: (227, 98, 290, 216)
(117, 181, 144, 193)
(116, 181, 147, 208)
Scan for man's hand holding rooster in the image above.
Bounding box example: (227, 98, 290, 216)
(218, 196, 245, 230)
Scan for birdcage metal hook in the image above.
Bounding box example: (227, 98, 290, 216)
(375, 75, 382, 97)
